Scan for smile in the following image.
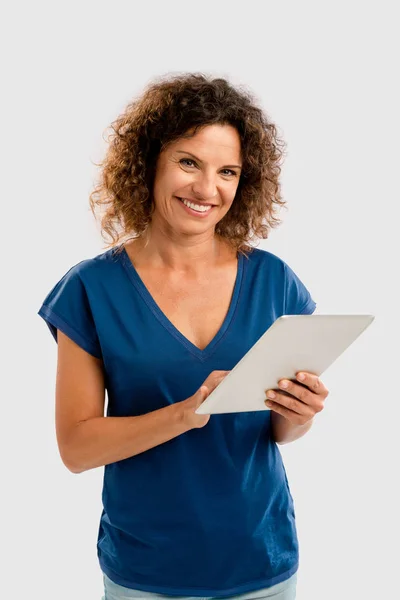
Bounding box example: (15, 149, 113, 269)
(177, 197, 214, 214)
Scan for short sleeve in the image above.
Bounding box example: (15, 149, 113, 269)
(37, 263, 102, 359)
(283, 262, 317, 315)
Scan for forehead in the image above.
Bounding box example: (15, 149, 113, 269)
(167, 124, 242, 159)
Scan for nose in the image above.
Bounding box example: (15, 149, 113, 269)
(191, 172, 218, 202)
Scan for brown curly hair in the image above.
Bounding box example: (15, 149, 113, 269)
(89, 72, 288, 259)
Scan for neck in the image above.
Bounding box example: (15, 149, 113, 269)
(126, 228, 232, 276)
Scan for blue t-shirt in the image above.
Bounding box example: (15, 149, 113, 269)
(37, 245, 316, 597)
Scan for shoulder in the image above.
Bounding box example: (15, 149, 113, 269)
(244, 246, 286, 273)
(63, 247, 120, 283)
(247, 246, 309, 276)
(246, 247, 316, 314)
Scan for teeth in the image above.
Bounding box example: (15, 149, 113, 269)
(179, 198, 212, 213)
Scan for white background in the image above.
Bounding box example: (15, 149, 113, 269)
(2, 1, 399, 598)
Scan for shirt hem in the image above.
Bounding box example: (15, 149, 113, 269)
(99, 557, 299, 597)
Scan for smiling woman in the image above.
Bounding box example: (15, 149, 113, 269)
(38, 72, 315, 600)
(150, 123, 242, 227)
(88, 73, 287, 259)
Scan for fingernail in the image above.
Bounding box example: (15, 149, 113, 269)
(267, 391, 276, 399)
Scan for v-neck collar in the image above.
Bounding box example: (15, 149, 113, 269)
(117, 244, 245, 361)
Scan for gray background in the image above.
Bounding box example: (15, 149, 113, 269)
(2, 1, 399, 598)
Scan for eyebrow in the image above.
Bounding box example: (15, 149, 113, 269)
(175, 150, 242, 170)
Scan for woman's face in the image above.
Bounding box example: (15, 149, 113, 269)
(150, 123, 242, 237)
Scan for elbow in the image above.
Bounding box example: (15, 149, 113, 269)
(59, 444, 84, 474)
(58, 424, 88, 474)
(67, 463, 84, 475)
(58, 421, 103, 474)
(62, 453, 83, 474)
(62, 449, 96, 474)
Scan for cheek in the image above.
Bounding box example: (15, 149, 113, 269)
(160, 170, 190, 195)
(173, 168, 196, 191)
(223, 183, 239, 205)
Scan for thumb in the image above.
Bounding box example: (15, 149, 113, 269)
(198, 385, 209, 400)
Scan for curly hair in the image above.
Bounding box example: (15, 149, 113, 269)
(89, 72, 288, 259)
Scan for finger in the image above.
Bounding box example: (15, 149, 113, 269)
(264, 399, 311, 425)
(277, 379, 325, 413)
(277, 379, 312, 405)
(266, 389, 314, 417)
(296, 372, 328, 396)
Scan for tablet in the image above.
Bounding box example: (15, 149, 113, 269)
(195, 314, 375, 415)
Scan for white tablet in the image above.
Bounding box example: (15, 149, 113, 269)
(195, 314, 375, 415)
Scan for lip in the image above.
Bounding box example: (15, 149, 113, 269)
(176, 197, 216, 207)
(175, 196, 215, 217)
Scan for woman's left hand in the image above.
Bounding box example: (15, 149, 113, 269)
(265, 372, 329, 425)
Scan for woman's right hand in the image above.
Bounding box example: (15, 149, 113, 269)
(179, 370, 230, 430)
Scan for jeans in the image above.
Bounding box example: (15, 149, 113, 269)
(101, 572, 297, 600)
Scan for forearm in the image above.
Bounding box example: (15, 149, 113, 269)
(270, 412, 314, 445)
(65, 403, 190, 474)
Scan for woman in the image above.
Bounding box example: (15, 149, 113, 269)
(38, 73, 329, 600)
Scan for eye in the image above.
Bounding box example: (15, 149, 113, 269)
(179, 159, 237, 177)
(179, 158, 197, 168)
